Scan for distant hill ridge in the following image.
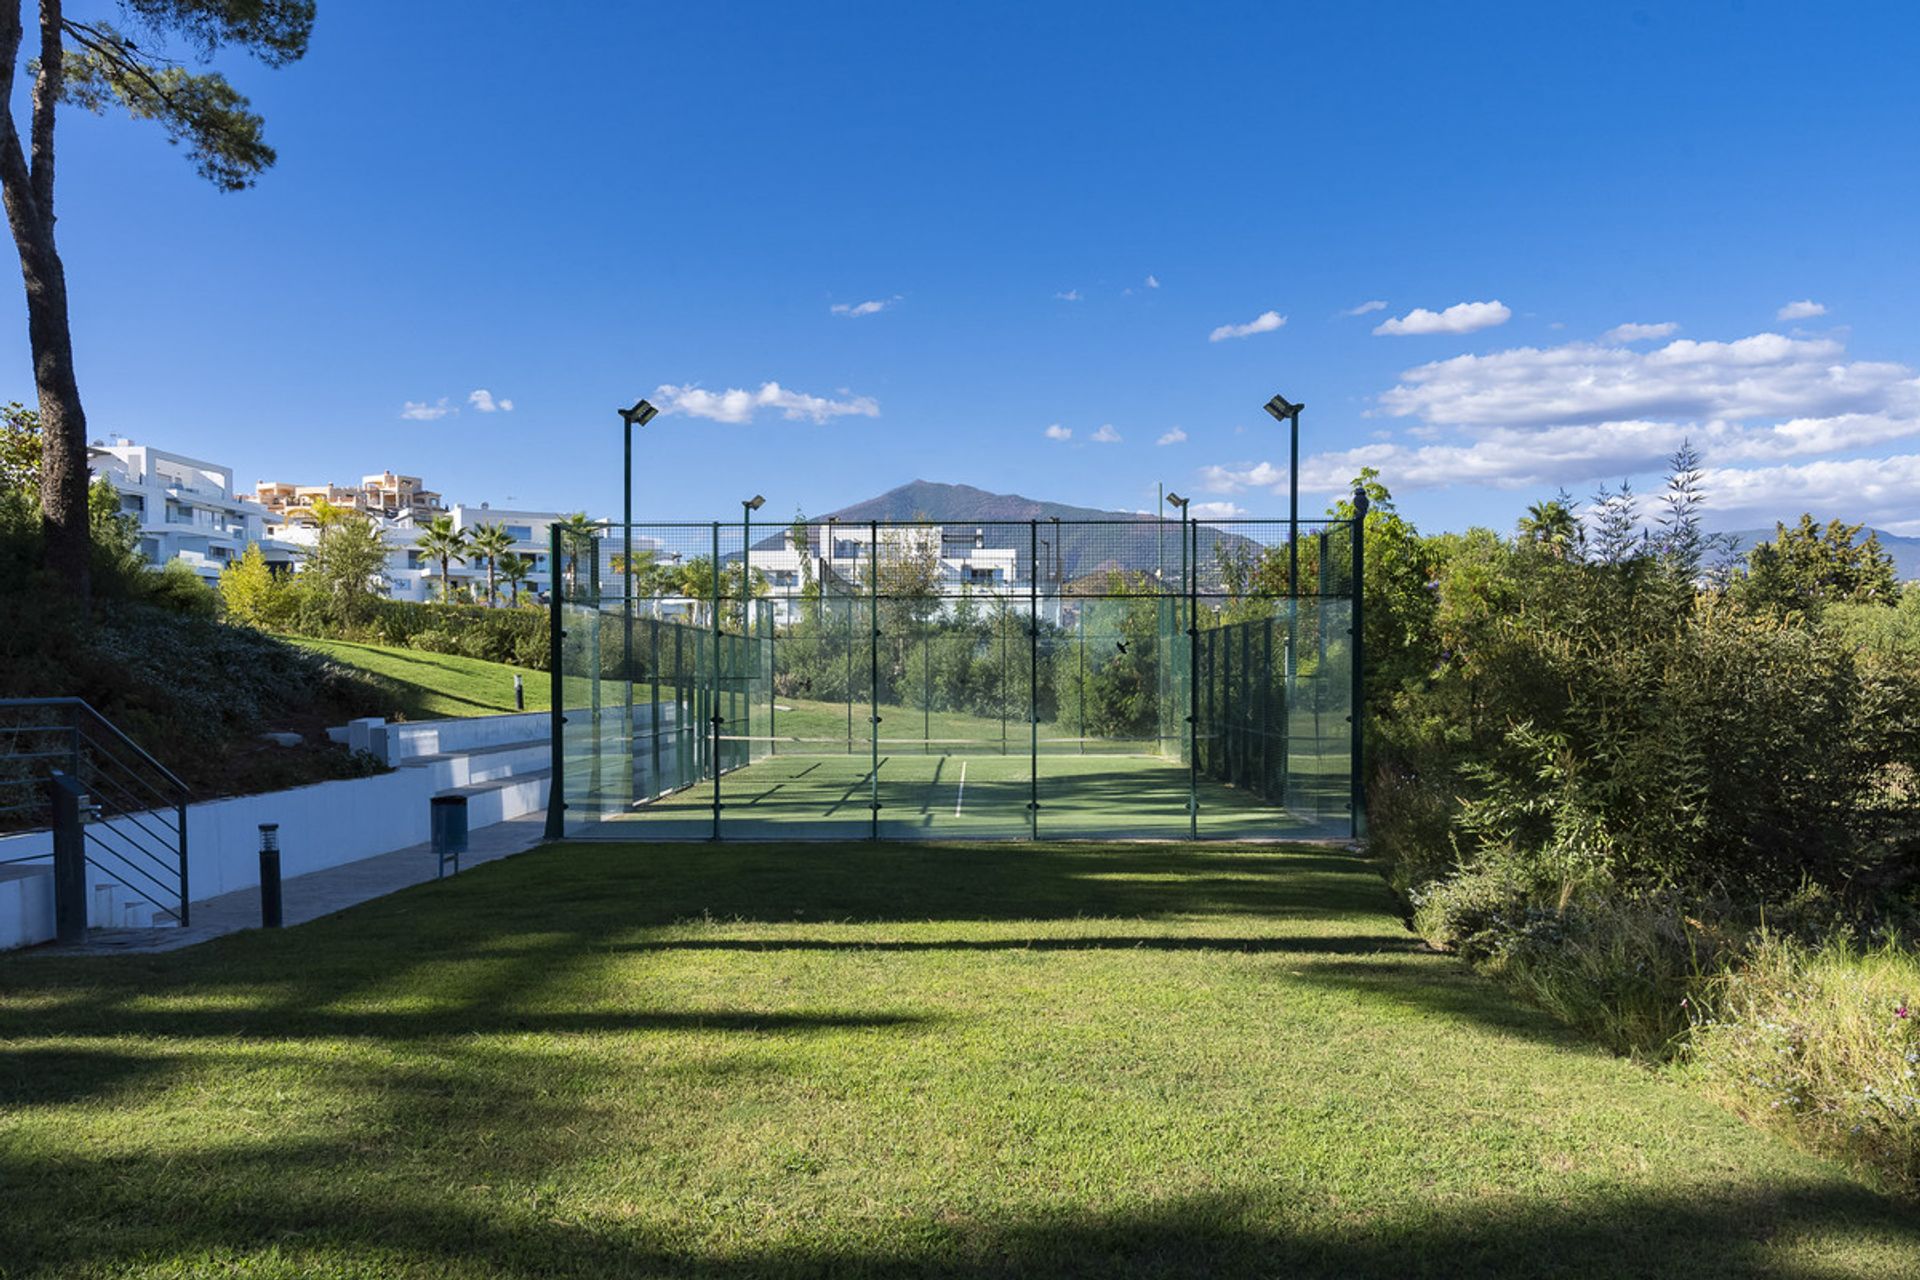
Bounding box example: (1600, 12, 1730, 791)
(798, 482, 1920, 583)
(819, 480, 1148, 525)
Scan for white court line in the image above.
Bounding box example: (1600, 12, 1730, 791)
(955, 760, 968, 817)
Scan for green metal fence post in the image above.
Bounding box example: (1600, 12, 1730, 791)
(543, 522, 566, 840)
(1350, 490, 1369, 840)
(1028, 519, 1039, 840)
(588, 532, 603, 809)
(1317, 528, 1329, 806)
(650, 614, 661, 791)
(711, 521, 722, 841)
(1187, 515, 1198, 840)
(870, 520, 880, 840)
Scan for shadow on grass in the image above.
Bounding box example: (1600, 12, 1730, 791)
(1, 842, 1913, 1275)
(0, 1046, 184, 1106)
(1, 1131, 1913, 1279)
(610, 933, 1421, 956)
(1288, 955, 1598, 1048)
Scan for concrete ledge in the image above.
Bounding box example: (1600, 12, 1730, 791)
(0, 864, 54, 952)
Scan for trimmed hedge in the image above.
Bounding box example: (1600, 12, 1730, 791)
(285, 600, 549, 671)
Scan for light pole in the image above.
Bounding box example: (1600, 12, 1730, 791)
(1263, 394, 1303, 594)
(1166, 491, 1195, 838)
(619, 398, 658, 790)
(742, 494, 765, 757)
(1265, 394, 1304, 709)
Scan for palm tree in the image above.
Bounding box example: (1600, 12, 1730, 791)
(418, 515, 469, 602)
(498, 551, 532, 606)
(554, 512, 596, 598)
(678, 555, 717, 627)
(611, 547, 660, 598)
(467, 522, 515, 607)
(1518, 498, 1582, 560)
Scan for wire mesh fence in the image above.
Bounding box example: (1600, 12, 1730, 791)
(552, 515, 1360, 841)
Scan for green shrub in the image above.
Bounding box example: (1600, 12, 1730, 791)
(1416, 875, 1728, 1059)
(277, 598, 549, 670)
(1689, 935, 1920, 1195)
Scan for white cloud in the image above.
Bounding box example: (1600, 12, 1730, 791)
(1190, 501, 1246, 519)
(467, 388, 513, 413)
(1377, 333, 1914, 428)
(401, 398, 454, 421)
(831, 296, 897, 317)
(1090, 424, 1122, 444)
(1778, 299, 1828, 321)
(1208, 310, 1287, 342)
(1343, 300, 1387, 317)
(1198, 460, 1287, 493)
(1705, 453, 1920, 527)
(1603, 322, 1679, 344)
(1200, 324, 1920, 530)
(1044, 423, 1072, 441)
(1054, 289, 1082, 302)
(651, 381, 880, 425)
(1145, 274, 1160, 289)
(1373, 300, 1512, 336)
(1156, 427, 1187, 446)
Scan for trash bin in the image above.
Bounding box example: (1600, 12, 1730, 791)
(431, 794, 468, 877)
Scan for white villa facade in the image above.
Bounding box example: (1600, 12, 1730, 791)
(87, 440, 299, 584)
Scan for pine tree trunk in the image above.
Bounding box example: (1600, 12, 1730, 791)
(0, 0, 90, 602)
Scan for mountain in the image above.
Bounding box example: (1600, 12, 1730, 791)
(1722, 527, 1920, 582)
(820, 480, 1139, 526)
(809, 480, 1260, 585)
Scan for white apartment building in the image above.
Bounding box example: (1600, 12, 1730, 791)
(254, 471, 445, 526)
(87, 440, 298, 585)
(621, 524, 1031, 626)
(264, 504, 570, 605)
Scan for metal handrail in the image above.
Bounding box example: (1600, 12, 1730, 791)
(0, 698, 191, 929)
(72, 762, 183, 853)
(0, 699, 189, 794)
(76, 728, 183, 809)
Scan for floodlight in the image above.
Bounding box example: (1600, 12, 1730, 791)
(620, 398, 659, 427)
(744, 495, 766, 511)
(1264, 394, 1302, 421)
(1165, 492, 1189, 509)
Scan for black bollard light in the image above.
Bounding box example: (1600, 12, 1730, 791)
(258, 823, 282, 928)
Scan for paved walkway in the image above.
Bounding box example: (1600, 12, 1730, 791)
(29, 815, 554, 956)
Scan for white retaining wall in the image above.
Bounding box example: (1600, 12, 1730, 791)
(0, 730, 552, 950)
(388, 711, 548, 761)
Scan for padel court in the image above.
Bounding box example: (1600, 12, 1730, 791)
(549, 513, 1363, 842)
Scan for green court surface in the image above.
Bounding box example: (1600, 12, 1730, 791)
(600, 745, 1337, 841)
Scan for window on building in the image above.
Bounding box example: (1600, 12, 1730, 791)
(504, 524, 533, 541)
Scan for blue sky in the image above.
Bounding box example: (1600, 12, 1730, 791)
(9, 1, 1920, 532)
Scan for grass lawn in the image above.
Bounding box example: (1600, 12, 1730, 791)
(292, 637, 550, 719)
(3, 843, 1914, 1278)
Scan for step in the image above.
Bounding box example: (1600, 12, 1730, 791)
(396, 737, 549, 768)
(434, 767, 552, 802)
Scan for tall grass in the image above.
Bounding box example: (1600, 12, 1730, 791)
(1687, 935, 1919, 1196)
(1414, 878, 1725, 1059)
